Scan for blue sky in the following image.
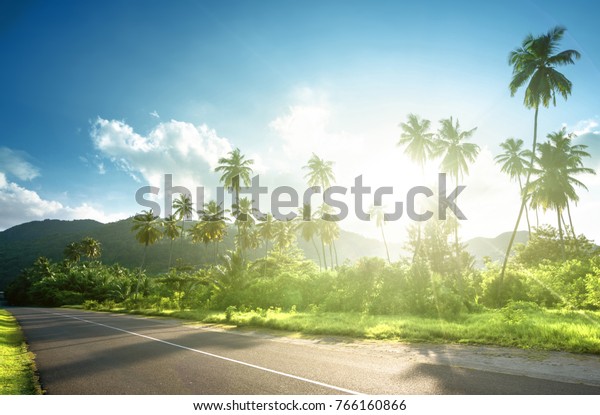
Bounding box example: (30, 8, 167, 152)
(1, 0, 599, 247)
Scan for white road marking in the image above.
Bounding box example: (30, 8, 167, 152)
(46, 310, 362, 395)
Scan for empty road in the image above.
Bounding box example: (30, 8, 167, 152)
(8, 307, 600, 394)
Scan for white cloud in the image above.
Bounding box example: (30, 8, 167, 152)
(564, 118, 600, 136)
(0, 173, 125, 231)
(92, 118, 233, 191)
(0, 147, 40, 181)
(150, 110, 160, 118)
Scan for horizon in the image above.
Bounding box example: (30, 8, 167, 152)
(1, 0, 599, 244)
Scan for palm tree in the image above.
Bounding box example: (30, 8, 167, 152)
(398, 114, 435, 262)
(63, 242, 81, 264)
(163, 214, 182, 269)
(232, 197, 257, 258)
(173, 193, 194, 249)
(495, 138, 532, 232)
(303, 153, 335, 190)
(501, 26, 580, 280)
(215, 148, 254, 214)
(272, 220, 297, 252)
(321, 219, 340, 268)
(132, 210, 163, 268)
(398, 114, 435, 170)
(546, 127, 595, 239)
(304, 154, 337, 268)
(257, 213, 276, 258)
(193, 200, 229, 262)
(131, 210, 163, 297)
(433, 116, 479, 254)
(527, 130, 595, 254)
(369, 205, 391, 264)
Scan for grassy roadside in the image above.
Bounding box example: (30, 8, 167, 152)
(0, 309, 42, 395)
(76, 303, 600, 354)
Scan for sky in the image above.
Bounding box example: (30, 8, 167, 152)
(1, 0, 599, 249)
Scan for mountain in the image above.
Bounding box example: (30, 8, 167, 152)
(0, 218, 401, 290)
(0, 218, 529, 290)
(465, 231, 530, 267)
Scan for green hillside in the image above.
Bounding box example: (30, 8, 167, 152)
(0, 218, 401, 290)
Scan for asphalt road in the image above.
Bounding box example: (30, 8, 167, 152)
(8, 307, 600, 395)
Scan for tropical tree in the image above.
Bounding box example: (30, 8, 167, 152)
(232, 197, 258, 257)
(163, 214, 182, 269)
(131, 210, 163, 269)
(131, 210, 163, 297)
(526, 130, 595, 254)
(432, 116, 479, 254)
(495, 138, 532, 232)
(545, 127, 595, 238)
(398, 114, 435, 170)
(257, 213, 276, 258)
(215, 148, 254, 215)
(398, 114, 435, 262)
(303, 153, 335, 190)
(63, 242, 81, 264)
(369, 205, 391, 264)
(272, 220, 297, 253)
(192, 200, 229, 262)
(173, 193, 194, 248)
(501, 26, 580, 280)
(80, 237, 102, 261)
(304, 154, 337, 268)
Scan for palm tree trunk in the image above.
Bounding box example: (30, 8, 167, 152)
(500, 105, 539, 290)
(412, 224, 422, 263)
(381, 226, 391, 264)
(557, 207, 565, 259)
(168, 239, 174, 270)
(321, 238, 328, 270)
(311, 237, 322, 270)
(333, 240, 339, 268)
(329, 244, 334, 268)
(517, 176, 531, 234)
(567, 201, 579, 252)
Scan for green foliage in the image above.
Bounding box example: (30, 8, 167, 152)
(516, 225, 596, 267)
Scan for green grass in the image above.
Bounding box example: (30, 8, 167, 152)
(0, 309, 42, 395)
(78, 304, 600, 354)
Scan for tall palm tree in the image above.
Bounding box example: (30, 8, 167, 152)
(369, 205, 391, 264)
(215, 148, 254, 214)
(131, 210, 163, 297)
(398, 114, 435, 262)
(433, 116, 479, 254)
(163, 214, 182, 269)
(304, 154, 337, 268)
(495, 138, 531, 232)
(398, 114, 435, 170)
(501, 26, 580, 279)
(132, 210, 163, 268)
(172, 193, 193, 251)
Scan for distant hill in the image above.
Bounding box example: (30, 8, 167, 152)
(465, 231, 530, 267)
(0, 218, 530, 290)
